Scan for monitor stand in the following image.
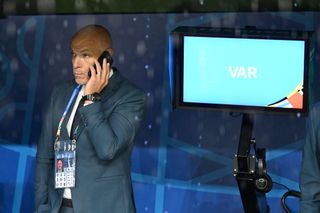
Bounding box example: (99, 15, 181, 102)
(234, 113, 270, 213)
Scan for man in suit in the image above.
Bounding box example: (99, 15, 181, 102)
(300, 102, 320, 212)
(35, 25, 146, 213)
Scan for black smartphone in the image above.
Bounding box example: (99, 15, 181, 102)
(88, 51, 113, 77)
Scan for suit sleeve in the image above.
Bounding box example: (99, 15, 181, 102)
(300, 104, 320, 212)
(79, 87, 146, 160)
(34, 87, 56, 211)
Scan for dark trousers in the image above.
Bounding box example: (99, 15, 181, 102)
(59, 207, 74, 213)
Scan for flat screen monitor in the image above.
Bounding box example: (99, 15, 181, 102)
(169, 26, 311, 115)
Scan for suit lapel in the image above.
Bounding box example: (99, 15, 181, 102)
(72, 116, 85, 140)
(100, 68, 122, 100)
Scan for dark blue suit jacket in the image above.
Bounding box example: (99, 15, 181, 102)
(35, 70, 146, 213)
(301, 102, 320, 212)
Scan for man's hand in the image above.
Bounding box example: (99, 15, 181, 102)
(84, 58, 110, 96)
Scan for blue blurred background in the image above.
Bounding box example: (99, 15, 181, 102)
(1, 11, 320, 212)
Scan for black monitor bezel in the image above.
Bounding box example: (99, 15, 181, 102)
(169, 26, 311, 115)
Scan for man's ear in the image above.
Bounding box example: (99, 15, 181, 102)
(107, 48, 114, 56)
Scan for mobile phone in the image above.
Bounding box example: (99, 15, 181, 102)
(88, 51, 113, 77)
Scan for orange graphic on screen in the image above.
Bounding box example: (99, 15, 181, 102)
(268, 82, 303, 109)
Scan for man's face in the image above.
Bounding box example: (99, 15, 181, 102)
(71, 48, 96, 85)
(57, 160, 63, 170)
(70, 26, 113, 85)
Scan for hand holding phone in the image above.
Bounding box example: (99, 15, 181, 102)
(84, 50, 113, 96)
(88, 50, 113, 77)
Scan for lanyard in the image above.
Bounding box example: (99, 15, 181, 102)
(55, 84, 82, 139)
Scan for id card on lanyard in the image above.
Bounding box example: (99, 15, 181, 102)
(54, 85, 81, 189)
(55, 140, 76, 188)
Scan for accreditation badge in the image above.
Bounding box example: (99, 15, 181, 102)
(54, 139, 76, 188)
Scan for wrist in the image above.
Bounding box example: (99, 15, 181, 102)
(82, 93, 101, 102)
